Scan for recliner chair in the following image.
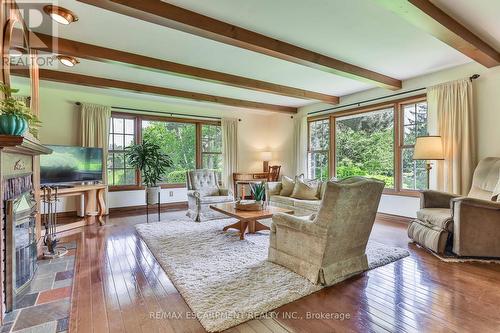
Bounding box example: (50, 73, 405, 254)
(408, 157, 500, 257)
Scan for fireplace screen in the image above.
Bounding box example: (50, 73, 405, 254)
(4, 191, 37, 311)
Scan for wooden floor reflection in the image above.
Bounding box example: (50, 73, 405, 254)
(65, 211, 500, 333)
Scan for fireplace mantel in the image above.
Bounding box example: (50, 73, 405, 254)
(0, 135, 52, 156)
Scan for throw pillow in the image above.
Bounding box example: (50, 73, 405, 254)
(291, 179, 320, 200)
(199, 187, 220, 196)
(267, 182, 282, 195)
(279, 176, 296, 196)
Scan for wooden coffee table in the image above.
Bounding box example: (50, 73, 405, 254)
(210, 203, 293, 240)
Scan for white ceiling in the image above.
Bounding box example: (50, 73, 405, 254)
(40, 58, 309, 107)
(21, 0, 499, 111)
(163, 0, 469, 79)
(431, 0, 500, 51)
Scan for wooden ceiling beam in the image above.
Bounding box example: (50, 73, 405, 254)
(30, 32, 339, 104)
(77, 0, 402, 90)
(11, 69, 297, 114)
(375, 0, 500, 67)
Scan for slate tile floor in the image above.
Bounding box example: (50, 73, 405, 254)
(0, 241, 76, 333)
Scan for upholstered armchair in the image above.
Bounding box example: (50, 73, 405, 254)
(268, 177, 385, 286)
(408, 157, 500, 257)
(186, 169, 233, 222)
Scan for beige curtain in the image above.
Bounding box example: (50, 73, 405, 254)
(221, 118, 238, 190)
(292, 115, 308, 177)
(427, 79, 476, 195)
(80, 103, 112, 213)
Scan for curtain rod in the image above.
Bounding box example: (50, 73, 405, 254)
(308, 74, 480, 116)
(74, 103, 242, 121)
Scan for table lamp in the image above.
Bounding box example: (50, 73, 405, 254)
(413, 136, 444, 189)
(261, 151, 272, 172)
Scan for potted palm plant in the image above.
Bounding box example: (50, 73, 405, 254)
(125, 139, 172, 205)
(0, 83, 41, 136)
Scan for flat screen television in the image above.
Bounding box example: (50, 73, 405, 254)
(40, 145, 103, 185)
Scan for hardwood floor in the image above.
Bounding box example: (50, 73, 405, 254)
(65, 210, 500, 333)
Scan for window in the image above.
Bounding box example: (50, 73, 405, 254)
(108, 116, 136, 186)
(307, 119, 329, 180)
(308, 95, 429, 195)
(401, 101, 428, 190)
(201, 124, 222, 172)
(335, 107, 395, 188)
(107, 113, 222, 189)
(142, 120, 196, 184)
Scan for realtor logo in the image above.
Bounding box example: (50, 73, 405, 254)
(2, 1, 65, 72)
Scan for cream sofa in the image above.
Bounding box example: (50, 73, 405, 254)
(408, 157, 500, 257)
(266, 179, 328, 215)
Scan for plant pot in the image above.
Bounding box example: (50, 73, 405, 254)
(0, 114, 28, 136)
(146, 186, 161, 205)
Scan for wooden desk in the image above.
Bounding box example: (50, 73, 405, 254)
(40, 184, 107, 234)
(232, 172, 269, 199)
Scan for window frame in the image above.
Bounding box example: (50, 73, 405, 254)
(308, 94, 427, 197)
(333, 105, 397, 192)
(108, 112, 221, 191)
(200, 123, 223, 172)
(398, 98, 429, 195)
(107, 113, 140, 191)
(307, 118, 330, 181)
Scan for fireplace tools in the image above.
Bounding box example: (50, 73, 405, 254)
(42, 186, 67, 258)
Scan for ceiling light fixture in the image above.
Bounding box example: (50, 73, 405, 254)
(57, 55, 80, 67)
(43, 5, 79, 25)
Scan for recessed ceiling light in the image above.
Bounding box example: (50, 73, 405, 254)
(57, 55, 80, 67)
(43, 5, 78, 25)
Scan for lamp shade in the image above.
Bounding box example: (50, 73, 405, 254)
(413, 136, 444, 160)
(260, 151, 272, 161)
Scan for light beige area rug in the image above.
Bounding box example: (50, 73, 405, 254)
(414, 243, 500, 264)
(135, 218, 409, 332)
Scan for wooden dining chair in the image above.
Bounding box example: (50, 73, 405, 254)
(268, 165, 281, 181)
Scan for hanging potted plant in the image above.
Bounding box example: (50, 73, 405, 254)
(125, 139, 172, 205)
(0, 83, 41, 136)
